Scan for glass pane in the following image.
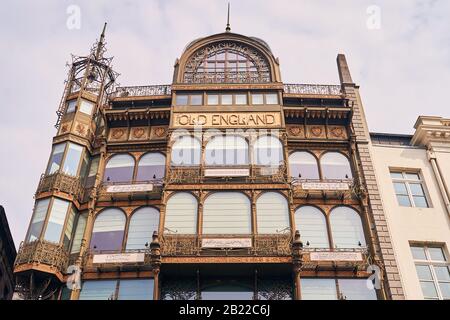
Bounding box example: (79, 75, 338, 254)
(207, 94, 219, 105)
(409, 183, 425, 196)
(338, 279, 377, 300)
(205, 135, 248, 165)
(300, 279, 337, 300)
(118, 279, 154, 300)
(397, 195, 412, 207)
(90, 208, 126, 251)
(393, 182, 408, 195)
(390, 172, 403, 179)
(289, 152, 319, 179)
(79, 280, 117, 300)
(221, 94, 232, 105)
(79, 100, 94, 115)
(63, 206, 76, 249)
(420, 281, 438, 299)
(190, 94, 202, 105)
(47, 143, 65, 174)
(79, 152, 90, 183)
(85, 156, 99, 187)
(235, 94, 247, 105)
(321, 152, 353, 180)
(44, 198, 70, 243)
(413, 196, 428, 208)
(203, 192, 251, 234)
(103, 154, 135, 183)
(411, 246, 427, 260)
(265, 93, 278, 104)
(136, 152, 166, 181)
(434, 266, 450, 281)
(171, 136, 201, 166)
(429, 247, 447, 262)
(252, 94, 264, 105)
(27, 199, 51, 242)
(165, 193, 198, 234)
(201, 281, 253, 300)
(439, 282, 450, 299)
(66, 100, 77, 113)
(253, 136, 283, 166)
(295, 206, 329, 248)
(405, 173, 420, 180)
(415, 265, 433, 280)
(329, 206, 366, 248)
(71, 212, 87, 254)
(126, 207, 159, 250)
(175, 95, 188, 105)
(256, 192, 290, 234)
(63, 143, 84, 176)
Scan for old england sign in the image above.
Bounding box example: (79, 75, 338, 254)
(172, 112, 282, 128)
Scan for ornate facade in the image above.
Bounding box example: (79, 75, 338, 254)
(13, 25, 405, 300)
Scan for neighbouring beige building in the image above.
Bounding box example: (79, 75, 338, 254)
(370, 117, 450, 300)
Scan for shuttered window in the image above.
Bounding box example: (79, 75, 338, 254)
(165, 193, 198, 234)
(256, 192, 289, 234)
(329, 207, 366, 248)
(126, 207, 160, 250)
(295, 206, 329, 248)
(90, 208, 126, 251)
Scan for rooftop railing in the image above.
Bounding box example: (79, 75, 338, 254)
(283, 84, 342, 95)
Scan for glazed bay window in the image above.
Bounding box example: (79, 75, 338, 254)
(411, 245, 450, 300)
(79, 99, 95, 115)
(26, 199, 51, 242)
(46, 142, 87, 177)
(391, 171, 429, 208)
(70, 212, 87, 254)
(66, 99, 77, 114)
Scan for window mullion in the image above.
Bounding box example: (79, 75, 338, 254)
(405, 181, 415, 207)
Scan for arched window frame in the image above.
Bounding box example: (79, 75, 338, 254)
(204, 135, 249, 166)
(329, 206, 366, 249)
(319, 151, 353, 180)
(90, 208, 127, 252)
(125, 206, 160, 250)
(288, 151, 320, 180)
(255, 192, 290, 234)
(253, 135, 284, 167)
(164, 192, 199, 234)
(103, 153, 136, 183)
(135, 152, 166, 181)
(170, 135, 202, 167)
(294, 205, 330, 249)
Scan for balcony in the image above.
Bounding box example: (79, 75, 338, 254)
(97, 180, 164, 201)
(14, 240, 69, 280)
(109, 85, 172, 99)
(36, 171, 84, 201)
(161, 233, 292, 257)
(167, 165, 288, 185)
(301, 247, 371, 272)
(283, 84, 342, 96)
(291, 179, 361, 200)
(83, 249, 154, 272)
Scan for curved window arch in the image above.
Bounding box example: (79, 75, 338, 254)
(289, 152, 319, 179)
(253, 135, 284, 166)
(126, 207, 160, 250)
(321, 152, 353, 180)
(165, 193, 198, 234)
(136, 153, 166, 181)
(256, 192, 290, 234)
(294, 206, 329, 248)
(205, 135, 248, 166)
(171, 136, 201, 166)
(203, 192, 251, 234)
(103, 154, 135, 183)
(329, 207, 366, 249)
(90, 208, 126, 251)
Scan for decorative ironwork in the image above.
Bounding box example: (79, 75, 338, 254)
(257, 279, 294, 300)
(109, 85, 172, 99)
(161, 233, 292, 257)
(35, 171, 84, 201)
(183, 42, 271, 84)
(283, 84, 342, 95)
(301, 247, 371, 271)
(161, 278, 197, 300)
(15, 240, 69, 274)
(291, 178, 359, 200)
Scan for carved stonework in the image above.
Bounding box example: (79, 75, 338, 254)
(129, 127, 149, 141)
(109, 128, 128, 141)
(151, 126, 168, 140)
(287, 125, 304, 138)
(328, 126, 347, 140)
(306, 125, 326, 139)
(75, 123, 86, 136)
(60, 122, 70, 134)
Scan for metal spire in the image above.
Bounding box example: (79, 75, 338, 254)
(225, 3, 231, 32)
(95, 22, 107, 59)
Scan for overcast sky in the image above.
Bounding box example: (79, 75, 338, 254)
(0, 0, 449, 247)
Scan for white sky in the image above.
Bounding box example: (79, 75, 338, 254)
(0, 0, 449, 247)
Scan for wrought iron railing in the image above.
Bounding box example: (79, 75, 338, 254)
(283, 84, 342, 95)
(185, 70, 271, 84)
(109, 85, 172, 99)
(15, 240, 69, 274)
(161, 233, 292, 257)
(167, 164, 288, 184)
(290, 178, 362, 199)
(35, 171, 84, 201)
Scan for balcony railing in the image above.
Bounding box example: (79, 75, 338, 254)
(283, 84, 342, 95)
(35, 171, 84, 201)
(291, 178, 361, 200)
(167, 165, 288, 185)
(14, 240, 69, 275)
(161, 233, 292, 257)
(109, 85, 172, 99)
(301, 247, 371, 271)
(97, 179, 164, 201)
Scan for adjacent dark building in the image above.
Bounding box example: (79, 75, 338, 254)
(0, 206, 16, 300)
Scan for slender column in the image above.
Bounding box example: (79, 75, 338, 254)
(428, 150, 450, 217)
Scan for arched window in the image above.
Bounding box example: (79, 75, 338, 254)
(329, 207, 366, 249)
(320, 152, 352, 180)
(90, 208, 126, 251)
(294, 206, 329, 248)
(256, 192, 290, 234)
(253, 136, 284, 166)
(103, 154, 135, 183)
(165, 193, 198, 234)
(203, 192, 251, 234)
(171, 136, 201, 166)
(289, 152, 319, 179)
(126, 207, 160, 250)
(205, 135, 248, 166)
(136, 153, 166, 181)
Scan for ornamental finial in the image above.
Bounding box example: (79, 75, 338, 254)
(225, 3, 231, 32)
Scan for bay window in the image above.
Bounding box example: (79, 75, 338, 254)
(26, 199, 51, 242)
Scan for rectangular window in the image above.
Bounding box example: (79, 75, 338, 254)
(79, 100, 94, 115)
(63, 143, 84, 176)
(71, 212, 87, 254)
(207, 94, 219, 105)
(235, 94, 247, 105)
(300, 279, 337, 300)
(47, 143, 65, 174)
(85, 156, 99, 187)
(79, 279, 154, 300)
(43, 198, 70, 243)
(390, 171, 429, 208)
(221, 94, 233, 105)
(175, 94, 188, 106)
(63, 206, 77, 250)
(117, 279, 154, 300)
(411, 244, 450, 300)
(66, 100, 77, 113)
(26, 199, 51, 242)
(265, 93, 278, 104)
(251, 93, 264, 105)
(190, 94, 203, 105)
(300, 278, 377, 300)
